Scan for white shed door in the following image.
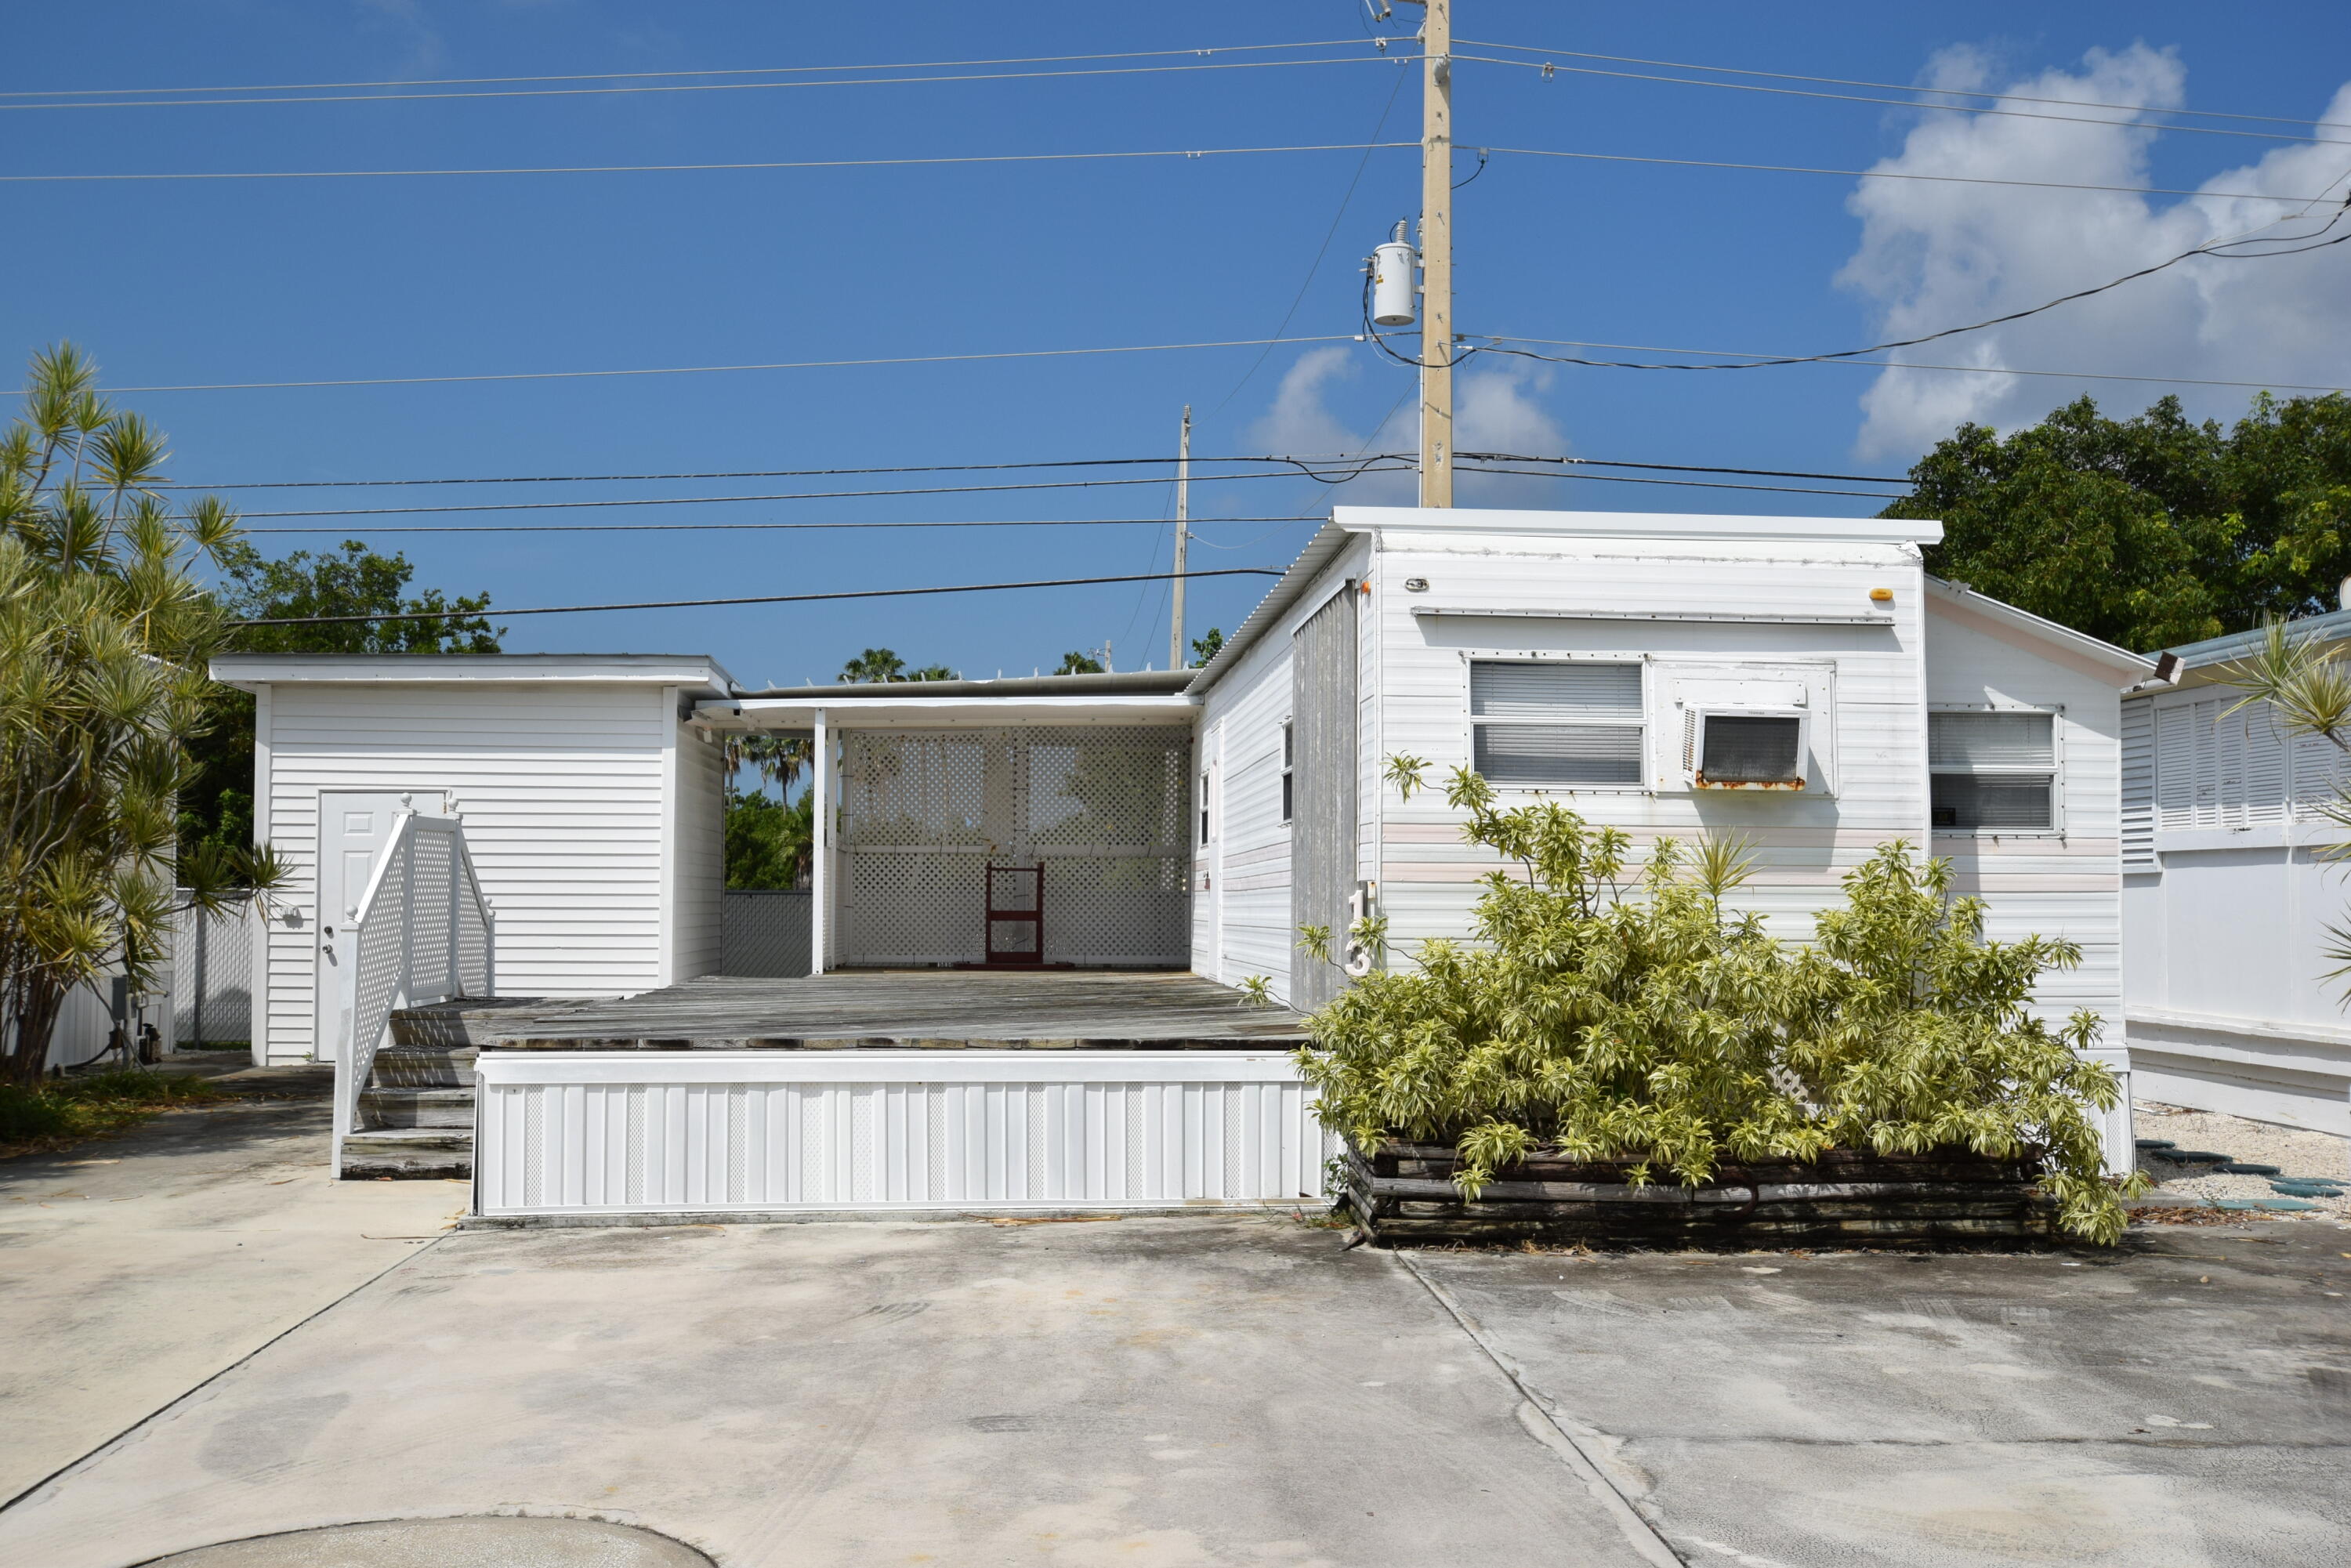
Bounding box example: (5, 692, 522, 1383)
(313, 791, 442, 1063)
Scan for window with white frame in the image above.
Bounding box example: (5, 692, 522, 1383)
(1280, 720, 1295, 822)
(1929, 710, 2056, 831)
(1200, 768, 1212, 845)
(1470, 661, 1644, 786)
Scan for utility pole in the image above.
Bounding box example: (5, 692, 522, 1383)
(1412, 0, 1453, 509)
(1168, 404, 1191, 670)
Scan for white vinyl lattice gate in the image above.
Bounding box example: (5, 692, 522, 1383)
(835, 726, 1191, 968)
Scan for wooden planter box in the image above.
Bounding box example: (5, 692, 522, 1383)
(1346, 1139, 2052, 1248)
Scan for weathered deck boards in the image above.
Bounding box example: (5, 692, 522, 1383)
(405, 971, 1309, 1051)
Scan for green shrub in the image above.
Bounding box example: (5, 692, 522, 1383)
(0, 1069, 219, 1150)
(1296, 762, 2145, 1244)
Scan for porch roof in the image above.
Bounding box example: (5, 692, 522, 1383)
(696, 668, 1198, 730)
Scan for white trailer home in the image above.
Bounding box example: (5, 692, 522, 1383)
(219, 505, 2150, 1216)
(2122, 609, 2351, 1136)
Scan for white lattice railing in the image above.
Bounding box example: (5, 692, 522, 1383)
(332, 809, 494, 1175)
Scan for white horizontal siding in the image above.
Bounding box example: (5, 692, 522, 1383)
(1371, 536, 1928, 951)
(257, 683, 671, 1063)
(474, 1051, 1328, 1215)
(1926, 599, 2124, 1030)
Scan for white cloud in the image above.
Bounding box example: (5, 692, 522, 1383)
(1244, 347, 1574, 506)
(1838, 44, 2351, 458)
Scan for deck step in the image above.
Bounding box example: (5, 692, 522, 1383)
(341, 1126, 473, 1179)
(367, 1045, 479, 1088)
(360, 1086, 475, 1128)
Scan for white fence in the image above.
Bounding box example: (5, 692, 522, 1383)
(334, 811, 494, 1173)
(171, 895, 253, 1049)
(720, 890, 812, 977)
(475, 1051, 1328, 1217)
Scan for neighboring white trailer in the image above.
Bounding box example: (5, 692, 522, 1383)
(2124, 608, 2351, 1136)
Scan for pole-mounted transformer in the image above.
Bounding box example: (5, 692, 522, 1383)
(1368, 219, 1418, 327)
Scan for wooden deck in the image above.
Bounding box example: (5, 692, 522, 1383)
(407, 971, 1310, 1052)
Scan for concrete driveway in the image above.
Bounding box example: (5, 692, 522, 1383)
(0, 1067, 465, 1508)
(1, 1122, 2345, 1568)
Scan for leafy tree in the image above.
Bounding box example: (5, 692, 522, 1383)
(723, 788, 813, 889)
(1188, 627, 1225, 667)
(1885, 392, 2351, 651)
(179, 540, 500, 867)
(838, 647, 955, 683)
(1296, 759, 2142, 1242)
(1055, 648, 1106, 675)
(0, 345, 283, 1085)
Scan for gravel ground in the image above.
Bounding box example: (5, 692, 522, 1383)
(2132, 1100, 2351, 1219)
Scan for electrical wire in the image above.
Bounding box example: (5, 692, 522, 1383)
(0, 39, 1375, 99)
(1458, 52, 2351, 150)
(1201, 65, 1414, 418)
(1477, 144, 2338, 208)
(1478, 334, 2351, 396)
(239, 514, 1325, 536)
(1456, 458, 1901, 502)
(233, 567, 1286, 627)
(2, 335, 1362, 397)
(217, 467, 1418, 520)
(158, 454, 1404, 491)
(1459, 38, 2351, 137)
(0, 141, 1418, 186)
(1473, 209, 2351, 374)
(1, 54, 1391, 112)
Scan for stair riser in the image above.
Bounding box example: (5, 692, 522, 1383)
(368, 1052, 478, 1088)
(342, 1154, 473, 1179)
(362, 1103, 474, 1128)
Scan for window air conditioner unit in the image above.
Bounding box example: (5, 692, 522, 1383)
(1682, 708, 1809, 790)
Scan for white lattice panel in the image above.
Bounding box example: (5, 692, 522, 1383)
(475, 1051, 1327, 1215)
(836, 726, 1191, 967)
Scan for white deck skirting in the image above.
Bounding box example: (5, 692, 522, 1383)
(473, 1050, 1328, 1218)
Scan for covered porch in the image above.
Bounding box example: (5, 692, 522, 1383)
(696, 672, 1203, 974)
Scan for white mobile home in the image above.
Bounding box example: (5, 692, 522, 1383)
(2123, 610, 2351, 1136)
(218, 505, 2150, 1214)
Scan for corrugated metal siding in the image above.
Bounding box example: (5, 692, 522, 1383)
(1290, 583, 1359, 1009)
(257, 683, 670, 1063)
(1926, 600, 2125, 1027)
(475, 1051, 1328, 1215)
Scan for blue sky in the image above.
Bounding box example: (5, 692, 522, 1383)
(5, 2, 2347, 685)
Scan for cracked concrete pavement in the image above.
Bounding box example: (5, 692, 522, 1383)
(0, 1067, 466, 1508)
(1414, 1226, 2351, 1566)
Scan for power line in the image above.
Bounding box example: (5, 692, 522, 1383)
(1480, 144, 2337, 208)
(1480, 334, 2351, 396)
(220, 467, 1417, 520)
(175, 450, 1910, 494)
(0, 39, 1373, 99)
(2, 53, 1391, 113)
(1461, 38, 2351, 136)
(1472, 212, 2351, 375)
(233, 567, 1286, 627)
(1202, 65, 1414, 419)
(18, 140, 2324, 207)
(239, 514, 1324, 537)
(0, 141, 1415, 186)
(161, 454, 1388, 490)
(1458, 456, 1901, 501)
(1, 335, 1360, 397)
(1458, 52, 2351, 150)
